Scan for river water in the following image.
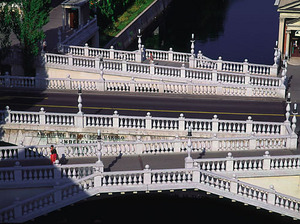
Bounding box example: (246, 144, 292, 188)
(141, 0, 279, 65)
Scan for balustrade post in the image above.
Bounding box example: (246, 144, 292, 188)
(180, 64, 186, 78)
(225, 152, 234, 171)
(249, 134, 256, 150)
(192, 164, 200, 183)
(267, 185, 276, 205)
(51, 164, 61, 182)
(212, 115, 219, 133)
(109, 46, 114, 59)
(178, 113, 185, 131)
(173, 136, 181, 153)
(230, 175, 238, 194)
(168, 48, 173, 61)
(113, 110, 119, 128)
(150, 61, 155, 75)
(212, 70, 218, 82)
(211, 134, 219, 151)
(84, 43, 89, 56)
(122, 59, 127, 72)
(68, 53, 73, 66)
(143, 164, 151, 185)
(246, 116, 253, 134)
(5, 105, 11, 123)
(65, 75, 71, 90)
(95, 55, 100, 69)
(14, 162, 22, 182)
(263, 151, 271, 170)
(243, 59, 249, 73)
(39, 107, 46, 125)
(54, 183, 62, 203)
(135, 137, 144, 154)
(145, 112, 152, 129)
(270, 64, 278, 77)
(13, 197, 22, 219)
(217, 56, 223, 71)
(129, 77, 135, 92)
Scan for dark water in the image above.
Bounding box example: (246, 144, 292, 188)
(29, 193, 292, 224)
(141, 0, 279, 64)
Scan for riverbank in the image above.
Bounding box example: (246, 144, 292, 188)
(104, 0, 172, 49)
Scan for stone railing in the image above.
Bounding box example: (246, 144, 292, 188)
(2, 151, 300, 188)
(193, 151, 300, 175)
(0, 133, 297, 161)
(45, 52, 282, 81)
(0, 108, 293, 137)
(0, 74, 286, 98)
(1, 164, 300, 222)
(0, 163, 95, 188)
(59, 44, 278, 76)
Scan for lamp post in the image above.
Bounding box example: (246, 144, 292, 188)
(285, 92, 291, 123)
(185, 126, 193, 168)
(190, 33, 195, 57)
(95, 129, 104, 172)
(77, 85, 82, 115)
(97, 129, 102, 163)
(292, 103, 298, 133)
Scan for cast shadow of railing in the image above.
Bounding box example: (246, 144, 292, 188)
(0, 145, 95, 223)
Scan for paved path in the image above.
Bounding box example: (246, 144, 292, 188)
(0, 89, 285, 122)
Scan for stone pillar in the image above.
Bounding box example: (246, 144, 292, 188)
(143, 165, 151, 185)
(212, 115, 219, 133)
(267, 185, 276, 205)
(180, 64, 185, 78)
(217, 56, 223, 71)
(113, 110, 119, 128)
(230, 175, 238, 194)
(168, 48, 173, 61)
(243, 59, 249, 73)
(178, 113, 185, 131)
(84, 43, 89, 57)
(145, 112, 152, 129)
(225, 152, 234, 171)
(109, 46, 114, 59)
(278, 17, 285, 55)
(246, 116, 253, 134)
(262, 151, 271, 170)
(285, 30, 291, 58)
(39, 107, 46, 125)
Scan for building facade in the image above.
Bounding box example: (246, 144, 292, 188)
(276, 0, 300, 58)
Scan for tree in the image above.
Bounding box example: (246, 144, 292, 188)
(0, 3, 12, 70)
(7, 0, 51, 76)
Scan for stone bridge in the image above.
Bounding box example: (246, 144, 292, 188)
(1, 146, 300, 223)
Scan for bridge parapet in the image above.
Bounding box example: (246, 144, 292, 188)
(59, 44, 279, 77)
(0, 132, 297, 161)
(0, 108, 291, 137)
(1, 164, 300, 222)
(1, 152, 300, 188)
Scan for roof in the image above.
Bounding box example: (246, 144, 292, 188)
(61, 0, 89, 7)
(278, 0, 299, 8)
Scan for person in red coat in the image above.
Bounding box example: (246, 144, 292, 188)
(50, 145, 58, 164)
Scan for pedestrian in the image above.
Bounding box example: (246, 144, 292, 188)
(50, 145, 58, 164)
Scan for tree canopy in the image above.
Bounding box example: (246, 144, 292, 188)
(0, 0, 51, 75)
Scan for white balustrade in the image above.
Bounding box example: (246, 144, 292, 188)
(1, 164, 300, 222)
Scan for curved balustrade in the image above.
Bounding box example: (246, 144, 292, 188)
(1, 162, 300, 223)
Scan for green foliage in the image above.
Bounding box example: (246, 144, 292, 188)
(2, 0, 51, 75)
(0, 3, 12, 63)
